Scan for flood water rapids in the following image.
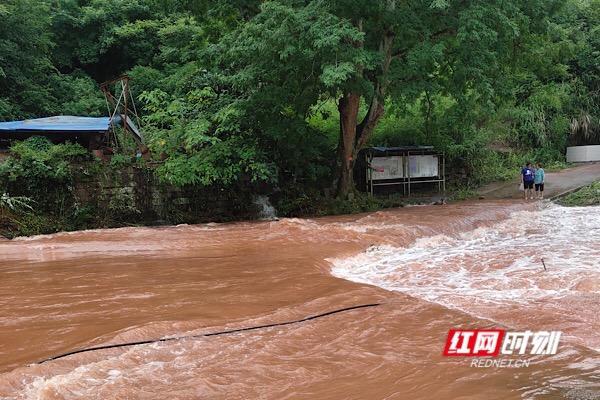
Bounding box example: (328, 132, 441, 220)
(0, 200, 598, 399)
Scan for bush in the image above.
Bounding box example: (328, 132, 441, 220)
(275, 188, 405, 218)
(109, 154, 134, 169)
(107, 188, 141, 223)
(0, 137, 88, 212)
(0, 192, 34, 215)
(558, 181, 600, 206)
(0, 137, 95, 236)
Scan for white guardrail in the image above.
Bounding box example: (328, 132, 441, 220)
(566, 145, 600, 163)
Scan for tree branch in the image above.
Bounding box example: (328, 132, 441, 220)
(392, 27, 456, 59)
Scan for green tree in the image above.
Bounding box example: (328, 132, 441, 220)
(0, 0, 54, 118)
(203, 0, 561, 197)
(3, 0, 599, 215)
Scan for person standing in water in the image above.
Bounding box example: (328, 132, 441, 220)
(534, 162, 545, 199)
(521, 162, 535, 200)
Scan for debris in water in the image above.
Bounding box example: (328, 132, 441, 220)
(541, 258, 547, 271)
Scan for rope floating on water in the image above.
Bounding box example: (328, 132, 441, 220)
(37, 303, 381, 364)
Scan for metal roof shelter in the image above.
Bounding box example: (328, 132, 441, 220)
(0, 115, 143, 150)
(0, 116, 119, 150)
(0, 116, 116, 132)
(367, 145, 435, 154)
(356, 146, 446, 196)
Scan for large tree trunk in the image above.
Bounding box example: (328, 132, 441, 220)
(335, 91, 386, 198)
(336, 92, 361, 198)
(335, 14, 395, 199)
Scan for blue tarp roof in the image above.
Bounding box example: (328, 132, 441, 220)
(0, 116, 119, 133)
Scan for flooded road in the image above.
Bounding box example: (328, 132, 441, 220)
(0, 201, 598, 399)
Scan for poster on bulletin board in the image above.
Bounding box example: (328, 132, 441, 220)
(408, 155, 439, 178)
(370, 156, 404, 180)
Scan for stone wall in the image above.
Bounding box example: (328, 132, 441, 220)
(72, 165, 256, 225)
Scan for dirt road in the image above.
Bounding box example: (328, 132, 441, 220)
(478, 162, 600, 199)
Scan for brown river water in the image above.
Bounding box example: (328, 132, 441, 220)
(0, 200, 598, 399)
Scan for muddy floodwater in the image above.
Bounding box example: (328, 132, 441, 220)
(0, 201, 598, 399)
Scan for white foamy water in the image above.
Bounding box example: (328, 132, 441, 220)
(254, 195, 278, 220)
(331, 204, 600, 348)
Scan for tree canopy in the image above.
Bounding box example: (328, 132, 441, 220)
(1, 0, 599, 198)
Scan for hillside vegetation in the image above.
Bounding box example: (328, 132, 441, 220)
(1, 0, 599, 233)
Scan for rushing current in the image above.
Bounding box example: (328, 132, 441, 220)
(0, 201, 598, 399)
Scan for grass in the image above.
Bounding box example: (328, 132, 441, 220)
(557, 181, 600, 207)
(544, 160, 572, 172)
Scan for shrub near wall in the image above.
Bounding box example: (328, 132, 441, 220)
(0, 137, 258, 238)
(0, 137, 90, 236)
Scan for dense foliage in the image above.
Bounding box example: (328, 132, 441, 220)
(1, 0, 599, 205)
(558, 181, 600, 206)
(0, 137, 91, 236)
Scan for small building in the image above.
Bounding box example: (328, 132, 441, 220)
(0, 115, 142, 151)
(355, 146, 446, 195)
(0, 116, 115, 150)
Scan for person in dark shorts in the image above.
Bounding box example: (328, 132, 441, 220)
(534, 162, 545, 199)
(521, 162, 535, 200)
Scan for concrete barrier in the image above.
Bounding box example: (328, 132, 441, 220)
(566, 145, 600, 162)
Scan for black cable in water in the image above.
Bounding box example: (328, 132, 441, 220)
(37, 303, 381, 365)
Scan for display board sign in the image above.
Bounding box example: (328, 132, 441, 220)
(371, 156, 403, 180)
(408, 155, 439, 178)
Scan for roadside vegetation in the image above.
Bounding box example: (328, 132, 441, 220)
(1, 0, 599, 236)
(0, 137, 93, 237)
(558, 182, 600, 207)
